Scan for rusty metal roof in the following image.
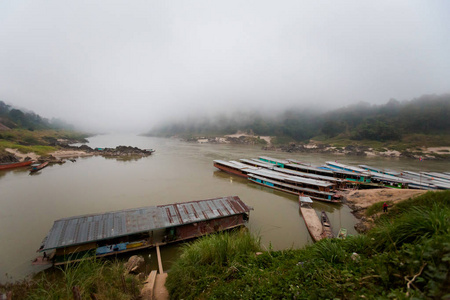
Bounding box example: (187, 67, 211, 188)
(40, 196, 250, 251)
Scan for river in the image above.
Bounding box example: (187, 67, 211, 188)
(1, 134, 449, 283)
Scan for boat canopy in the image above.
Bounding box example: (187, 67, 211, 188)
(39, 196, 250, 252)
(300, 196, 313, 203)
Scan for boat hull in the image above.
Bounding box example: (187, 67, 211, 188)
(320, 211, 334, 239)
(30, 162, 49, 173)
(249, 176, 341, 203)
(300, 206, 323, 242)
(0, 160, 33, 170)
(214, 162, 248, 178)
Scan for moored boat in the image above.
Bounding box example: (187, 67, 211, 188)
(299, 196, 323, 242)
(0, 160, 33, 170)
(33, 196, 252, 266)
(320, 211, 334, 239)
(248, 172, 341, 203)
(213, 160, 259, 178)
(30, 162, 49, 173)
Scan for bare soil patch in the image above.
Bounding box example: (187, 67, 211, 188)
(343, 188, 427, 233)
(5, 148, 39, 161)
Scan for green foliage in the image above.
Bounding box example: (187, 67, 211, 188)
(351, 118, 402, 141)
(369, 202, 450, 251)
(0, 129, 89, 155)
(165, 229, 262, 299)
(0, 258, 141, 299)
(147, 94, 450, 147)
(0, 100, 74, 130)
(312, 238, 347, 263)
(366, 200, 393, 217)
(167, 191, 450, 299)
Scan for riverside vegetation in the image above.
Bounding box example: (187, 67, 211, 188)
(0, 258, 142, 299)
(0, 191, 448, 298)
(0, 129, 89, 157)
(166, 191, 449, 299)
(145, 94, 450, 158)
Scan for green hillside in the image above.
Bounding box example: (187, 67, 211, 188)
(146, 94, 450, 147)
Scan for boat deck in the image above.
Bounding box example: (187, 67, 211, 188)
(300, 206, 323, 242)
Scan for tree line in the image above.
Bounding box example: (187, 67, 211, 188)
(0, 101, 73, 131)
(147, 94, 450, 142)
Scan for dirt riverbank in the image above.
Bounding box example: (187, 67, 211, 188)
(343, 188, 427, 232)
(3, 145, 154, 163)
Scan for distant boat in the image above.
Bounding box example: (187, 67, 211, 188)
(320, 211, 334, 239)
(0, 160, 33, 170)
(30, 162, 49, 173)
(337, 228, 347, 239)
(299, 196, 323, 242)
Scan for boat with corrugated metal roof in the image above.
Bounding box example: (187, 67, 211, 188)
(213, 160, 260, 178)
(33, 196, 252, 266)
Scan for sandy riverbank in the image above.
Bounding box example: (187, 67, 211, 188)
(344, 188, 427, 210)
(225, 132, 272, 144)
(5, 148, 40, 161)
(5, 148, 92, 161)
(50, 150, 93, 159)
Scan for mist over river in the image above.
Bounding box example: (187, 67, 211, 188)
(1, 134, 449, 283)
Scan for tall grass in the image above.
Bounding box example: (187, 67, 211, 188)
(23, 258, 141, 299)
(312, 238, 347, 263)
(371, 204, 450, 251)
(166, 229, 261, 299)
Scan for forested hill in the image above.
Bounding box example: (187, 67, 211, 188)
(0, 101, 73, 131)
(146, 94, 450, 142)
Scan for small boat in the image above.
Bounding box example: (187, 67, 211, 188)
(30, 162, 49, 173)
(320, 211, 334, 239)
(337, 228, 347, 239)
(0, 160, 33, 170)
(299, 196, 323, 242)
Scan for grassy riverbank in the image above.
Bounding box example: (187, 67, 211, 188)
(167, 191, 450, 299)
(0, 129, 90, 156)
(0, 258, 142, 299)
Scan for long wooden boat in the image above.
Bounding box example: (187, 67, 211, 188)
(248, 173, 341, 203)
(0, 160, 33, 170)
(33, 196, 252, 266)
(213, 160, 259, 178)
(320, 211, 334, 239)
(299, 196, 323, 242)
(30, 162, 49, 173)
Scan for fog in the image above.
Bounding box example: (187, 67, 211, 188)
(1, 1, 449, 132)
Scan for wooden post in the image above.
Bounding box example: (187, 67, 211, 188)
(156, 245, 164, 274)
(72, 286, 82, 300)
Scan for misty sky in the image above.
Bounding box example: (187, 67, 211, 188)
(1, 1, 449, 132)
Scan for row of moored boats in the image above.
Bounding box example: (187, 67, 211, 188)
(214, 156, 450, 203)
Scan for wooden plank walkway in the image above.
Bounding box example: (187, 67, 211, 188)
(156, 245, 164, 274)
(140, 271, 169, 300)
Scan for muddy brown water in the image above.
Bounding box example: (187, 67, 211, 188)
(1, 134, 449, 283)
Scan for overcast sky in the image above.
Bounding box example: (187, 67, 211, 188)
(1, 1, 449, 132)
